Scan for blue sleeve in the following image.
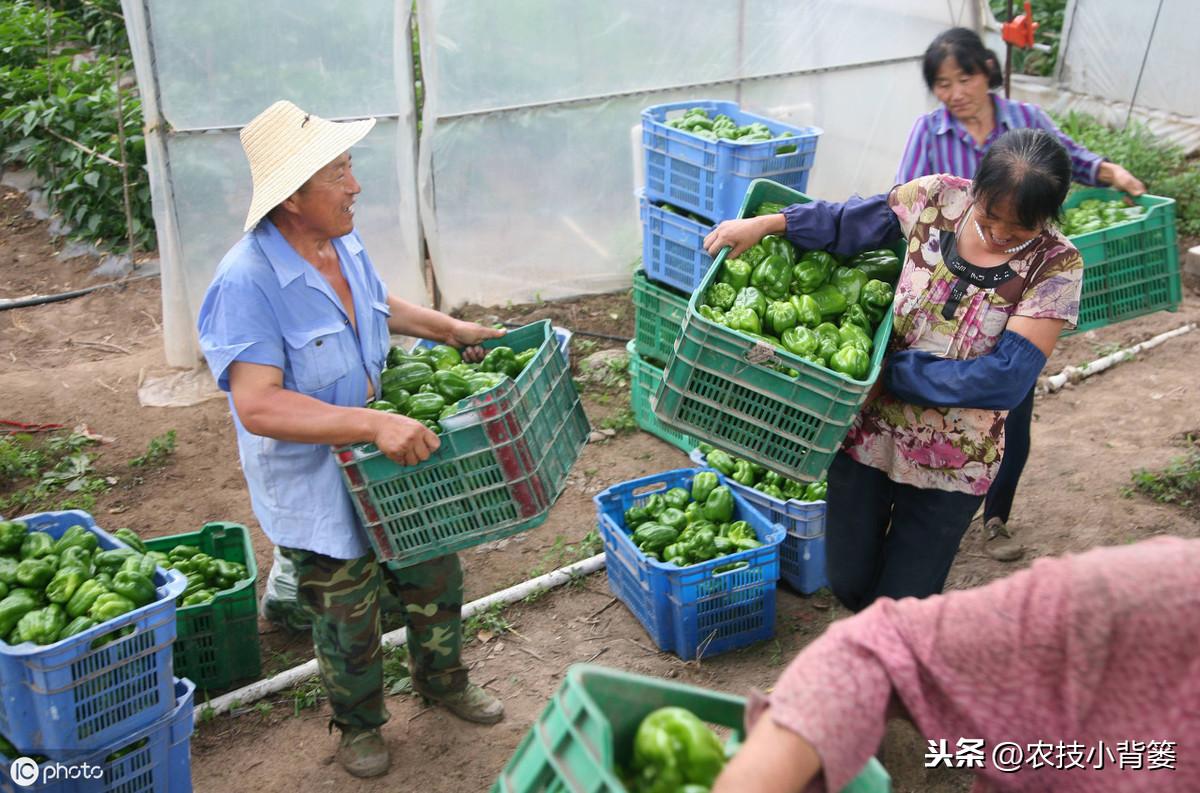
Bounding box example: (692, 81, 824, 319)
(196, 270, 284, 392)
(882, 330, 1046, 411)
(781, 194, 903, 258)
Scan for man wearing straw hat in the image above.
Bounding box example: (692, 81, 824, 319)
(197, 100, 505, 778)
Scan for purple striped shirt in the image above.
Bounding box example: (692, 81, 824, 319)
(895, 94, 1104, 185)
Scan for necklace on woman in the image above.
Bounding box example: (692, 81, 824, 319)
(972, 210, 1036, 256)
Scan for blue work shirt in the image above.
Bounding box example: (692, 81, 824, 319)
(197, 219, 391, 559)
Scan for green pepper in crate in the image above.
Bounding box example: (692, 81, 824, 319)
(168, 544, 201, 561)
(94, 547, 137, 574)
(750, 255, 792, 300)
(0, 520, 27, 555)
(831, 266, 869, 307)
(780, 326, 819, 360)
(657, 508, 687, 532)
(0, 590, 38, 637)
(382, 361, 435, 394)
(15, 604, 66, 645)
(663, 488, 691, 510)
(0, 557, 17, 587)
(45, 568, 86, 605)
(682, 528, 718, 563)
(406, 393, 447, 422)
(809, 284, 847, 318)
(432, 371, 472, 403)
(112, 571, 156, 608)
(719, 258, 752, 291)
(642, 494, 667, 519)
(59, 546, 93, 575)
(425, 344, 462, 371)
(704, 281, 737, 312)
(121, 554, 159, 579)
(181, 590, 216, 607)
(683, 501, 704, 526)
(760, 235, 796, 267)
(89, 592, 136, 623)
(112, 528, 146, 554)
(697, 305, 725, 324)
(19, 531, 54, 560)
(787, 294, 822, 329)
(704, 449, 737, 477)
(480, 347, 521, 378)
(182, 572, 208, 598)
(690, 472, 719, 504)
(829, 345, 871, 380)
(58, 616, 96, 641)
(838, 323, 873, 353)
(702, 486, 734, 523)
(731, 460, 756, 487)
(732, 286, 767, 318)
(623, 505, 650, 528)
(852, 250, 902, 284)
(15, 558, 55, 590)
(764, 301, 798, 336)
(723, 307, 761, 335)
(214, 560, 246, 590)
(791, 250, 835, 294)
(514, 348, 538, 372)
(759, 484, 784, 500)
(860, 279, 895, 326)
(66, 579, 107, 619)
(53, 524, 99, 555)
(805, 481, 828, 501)
(841, 303, 871, 332)
(368, 400, 400, 413)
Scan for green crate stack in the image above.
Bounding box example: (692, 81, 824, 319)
(631, 269, 690, 366)
(626, 341, 696, 454)
(492, 663, 891, 792)
(144, 522, 260, 691)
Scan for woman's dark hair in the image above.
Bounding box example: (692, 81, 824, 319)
(973, 129, 1072, 227)
(922, 27, 1002, 90)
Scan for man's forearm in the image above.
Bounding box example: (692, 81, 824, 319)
(386, 295, 459, 343)
(235, 386, 381, 446)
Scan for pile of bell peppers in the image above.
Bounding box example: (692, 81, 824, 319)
(658, 201, 714, 227)
(150, 539, 249, 609)
(697, 225, 899, 382)
(1060, 198, 1145, 236)
(696, 443, 826, 503)
(664, 107, 798, 152)
(370, 340, 540, 435)
(622, 474, 763, 568)
(626, 705, 729, 793)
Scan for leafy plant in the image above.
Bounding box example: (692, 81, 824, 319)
(130, 429, 177, 468)
(464, 602, 513, 637)
(0, 430, 112, 513)
(1129, 451, 1200, 508)
(599, 407, 636, 433)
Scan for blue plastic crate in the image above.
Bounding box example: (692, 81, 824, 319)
(594, 468, 784, 660)
(689, 450, 827, 594)
(642, 100, 822, 221)
(0, 511, 185, 757)
(415, 326, 573, 369)
(639, 191, 714, 293)
(0, 678, 195, 793)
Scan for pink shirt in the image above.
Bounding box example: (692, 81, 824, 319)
(753, 538, 1200, 791)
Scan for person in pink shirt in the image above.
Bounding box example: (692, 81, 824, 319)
(712, 537, 1199, 792)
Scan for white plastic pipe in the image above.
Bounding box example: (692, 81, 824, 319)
(1044, 323, 1195, 393)
(204, 552, 608, 716)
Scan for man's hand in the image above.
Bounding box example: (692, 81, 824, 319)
(449, 320, 506, 363)
(1098, 162, 1146, 198)
(371, 411, 440, 466)
(703, 215, 782, 258)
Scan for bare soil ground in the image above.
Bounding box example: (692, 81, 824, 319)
(2, 184, 1198, 792)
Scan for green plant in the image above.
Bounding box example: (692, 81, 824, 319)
(464, 602, 513, 637)
(130, 430, 177, 468)
(599, 407, 636, 433)
(382, 644, 413, 695)
(1129, 451, 1200, 508)
(0, 430, 113, 514)
(291, 677, 324, 716)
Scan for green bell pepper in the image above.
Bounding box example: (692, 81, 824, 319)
(182, 572, 208, 598)
(642, 494, 667, 519)
(15, 604, 66, 646)
(764, 300, 798, 336)
(731, 460, 756, 486)
(725, 521, 756, 541)
(829, 345, 871, 380)
(814, 322, 842, 348)
(58, 615, 97, 641)
(380, 387, 412, 412)
(682, 528, 718, 564)
(94, 547, 138, 574)
(842, 303, 871, 332)
(663, 488, 691, 511)
(181, 590, 216, 607)
(750, 254, 792, 300)
(732, 286, 767, 318)
(723, 306, 761, 335)
(780, 326, 819, 360)
(860, 279, 896, 326)
(787, 293, 822, 329)
(657, 508, 687, 532)
(702, 486, 734, 523)
(704, 449, 737, 476)
(66, 579, 109, 619)
(480, 347, 522, 378)
(851, 249, 902, 284)
(732, 536, 764, 551)
(45, 568, 86, 605)
(89, 592, 136, 624)
(691, 471, 719, 504)
(15, 558, 54, 590)
(623, 506, 650, 528)
(0, 520, 27, 555)
(112, 571, 156, 608)
(466, 371, 506, 394)
(381, 361, 435, 394)
(432, 370, 472, 403)
(683, 500, 704, 525)
(809, 284, 847, 318)
(514, 348, 538, 372)
(719, 258, 752, 291)
(168, 544, 201, 561)
(0, 590, 39, 637)
(121, 554, 158, 580)
(838, 322, 873, 353)
(426, 344, 462, 371)
(760, 235, 797, 267)
(804, 481, 828, 501)
(759, 483, 784, 500)
(386, 346, 428, 368)
(368, 400, 400, 413)
(111, 528, 146, 554)
(697, 305, 725, 324)
(791, 250, 836, 294)
(831, 266, 870, 308)
(0, 557, 17, 587)
(406, 393, 447, 422)
(782, 479, 809, 500)
(19, 531, 54, 560)
(704, 281, 736, 312)
(54, 524, 100, 555)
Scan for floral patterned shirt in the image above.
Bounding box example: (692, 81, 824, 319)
(843, 175, 1083, 495)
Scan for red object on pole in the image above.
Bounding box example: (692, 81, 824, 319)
(1002, 1, 1039, 49)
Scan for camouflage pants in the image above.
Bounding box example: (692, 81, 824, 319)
(280, 547, 467, 730)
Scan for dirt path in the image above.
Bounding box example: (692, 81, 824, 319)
(2, 185, 1198, 792)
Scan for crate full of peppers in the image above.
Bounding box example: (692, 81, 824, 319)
(594, 468, 784, 660)
(653, 178, 901, 484)
(0, 511, 185, 756)
(492, 663, 892, 793)
(143, 522, 261, 691)
(691, 445, 828, 595)
(336, 320, 589, 567)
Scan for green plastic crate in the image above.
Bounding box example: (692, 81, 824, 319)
(1062, 188, 1180, 334)
(627, 341, 696, 454)
(144, 522, 260, 691)
(335, 320, 590, 567)
(653, 179, 898, 483)
(632, 269, 690, 367)
(492, 663, 891, 793)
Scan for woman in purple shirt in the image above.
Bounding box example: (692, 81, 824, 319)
(897, 28, 1145, 562)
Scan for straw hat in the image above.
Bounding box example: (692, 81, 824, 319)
(239, 100, 376, 232)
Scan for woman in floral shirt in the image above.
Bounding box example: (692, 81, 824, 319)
(704, 129, 1082, 611)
